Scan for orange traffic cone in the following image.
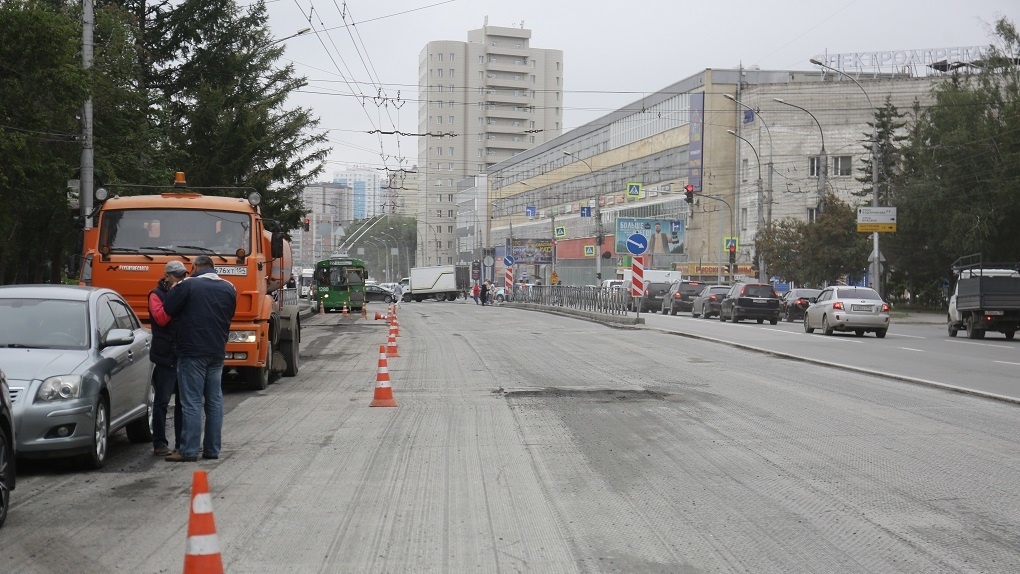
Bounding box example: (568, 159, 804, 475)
(386, 329, 400, 358)
(390, 316, 400, 337)
(361, 305, 367, 319)
(183, 470, 224, 574)
(318, 301, 324, 315)
(342, 303, 349, 317)
(374, 312, 386, 320)
(370, 345, 397, 407)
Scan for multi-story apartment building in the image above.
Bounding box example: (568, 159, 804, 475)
(293, 182, 353, 268)
(417, 20, 563, 265)
(333, 166, 382, 220)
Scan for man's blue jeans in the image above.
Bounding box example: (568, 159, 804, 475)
(151, 364, 182, 449)
(177, 355, 224, 458)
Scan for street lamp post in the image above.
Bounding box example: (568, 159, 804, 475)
(724, 94, 774, 226)
(563, 151, 602, 282)
(810, 58, 883, 297)
(379, 231, 400, 280)
(774, 98, 827, 212)
(727, 130, 766, 283)
(270, 27, 312, 46)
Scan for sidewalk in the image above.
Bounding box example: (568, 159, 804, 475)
(891, 311, 944, 324)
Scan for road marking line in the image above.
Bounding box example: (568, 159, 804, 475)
(762, 328, 799, 335)
(898, 347, 924, 352)
(892, 333, 926, 339)
(950, 340, 1013, 349)
(995, 360, 1020, 366)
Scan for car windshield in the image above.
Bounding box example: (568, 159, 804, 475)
(837, 288, 881, 300)
(0, 298, 89, 349)
(742, 285, 776, 298)
(99, 208, 251, 256)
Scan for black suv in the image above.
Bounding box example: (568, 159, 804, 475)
(720, 282, 781, 324)
(661, 280, 705, 315)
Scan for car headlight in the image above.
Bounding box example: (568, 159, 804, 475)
(37, 375, 84, 401)
(228, 330, 257, 343)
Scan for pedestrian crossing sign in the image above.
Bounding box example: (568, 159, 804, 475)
(554, 226, 566, 238)
(584, 245, 596, 257)
(627, 182, 642, 197)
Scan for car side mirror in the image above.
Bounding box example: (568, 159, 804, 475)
(809, 297, 817, 303)
(102, 328, 135, 348)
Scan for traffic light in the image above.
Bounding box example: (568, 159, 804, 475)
(303, 219, 310, 232)
(728, 243, 736, 265)
(684, 184, 695, 204)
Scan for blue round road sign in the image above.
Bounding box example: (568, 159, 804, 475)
(626, 233, 649, 255)
(503, 255, 515, 267)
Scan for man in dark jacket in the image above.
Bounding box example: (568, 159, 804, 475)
(162, 256, 237, 462)
(147, 260, 187, 456)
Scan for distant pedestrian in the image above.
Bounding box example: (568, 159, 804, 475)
(392, 282, 403, 307)
(472, 282, 480, 305)
(480, 280, 489, 306)
(147, 261, 186, 456)
(162, 256, 237, 462)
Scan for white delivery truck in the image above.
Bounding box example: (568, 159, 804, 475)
(407, 264, 471, 302)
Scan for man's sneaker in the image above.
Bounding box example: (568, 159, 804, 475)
(153, 446, 172, 456)
(201, 452, 218, 460)
(165, 452, 197, 462)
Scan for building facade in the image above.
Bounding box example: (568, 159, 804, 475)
(417, 20, 563, 266)
(333, 166, 382, 220)
(293, 182, 353, 269)
(485, 68, 937, 286)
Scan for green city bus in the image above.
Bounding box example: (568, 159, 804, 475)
(310, 256, 367, 312)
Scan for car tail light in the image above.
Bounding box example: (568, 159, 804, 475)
(740, 287, 746, 296)
(796, 298, 807, 305)
(709, 295, 717, 301)
(881, 303, 890, 312)
(832, 301, 844, 310)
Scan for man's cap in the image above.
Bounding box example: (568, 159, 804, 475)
(165, 260, 188, 276)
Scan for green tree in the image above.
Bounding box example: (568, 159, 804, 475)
(889, 17, 1020, 296)
(854, 96, 908, 206)
(756, 218, 806, 284)
(149, 0, 328, 229)
(797, 194, 871, 285)
(0, 1, 87, 284)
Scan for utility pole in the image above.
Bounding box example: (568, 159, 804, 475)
(80, 0, 95, 230)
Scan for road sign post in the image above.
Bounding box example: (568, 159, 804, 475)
(857, 207, 897, 233)
(631, 255, 644, 318)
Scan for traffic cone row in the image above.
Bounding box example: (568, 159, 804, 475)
(370, 345, 397, 407)
(184, 471, 224, 574)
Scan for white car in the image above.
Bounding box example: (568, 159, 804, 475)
(803, 286, 890, 338)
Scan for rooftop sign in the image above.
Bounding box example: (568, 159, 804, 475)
(813, 46, 990, 75)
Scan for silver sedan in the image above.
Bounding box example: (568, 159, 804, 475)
(0, 285, 154, 469)
(803, 286, 890, 338)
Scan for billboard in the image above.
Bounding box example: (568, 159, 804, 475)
(615, 218, 685, 256)
(509, 238, 553, 265)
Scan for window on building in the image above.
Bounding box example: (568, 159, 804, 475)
(437, 85, 443, 93)
(742, 158, 749, 183)
(514, 74, 522, 81)
(807, 207, 818, 223)
(529, 136, 535, 143)
(556, 62, 560, 71)
(530, 121, 535, 129)
(478, 117, 484, 126)
(436, 116, 443, 125)
(556, 77, 560, 86)
(448, 163, 454, 170)
(555, 107, 560, 115)
(447, 257, 453, 264)
(448, 147, 454, 155)
(448, 194, 453, 202)
(436, 147, 443, 156)
(491, 41, 498, 46)
(448, 210, 454, 218)
(809, 156, 827, 177)
(447, 179, 453, 186)
(448, 225, 454, 233)
(512, 120, 521, 127)
(436, 210, 442, 218)
(448, 84, 453, 92)
(478, 56, 484, 64)
(449, 53, 455, 61)
(437, 69, 443, 77)
(478, 163, 484, 171)
(437, 101, 444, 109)
(477, 149, 483, 157)
(449, 69, 455, 78)
(437, 53, 443, 62)
(530, 74, 536, 83)
(487, 149, 495, 156)
(449, 100, 454, 108)
(741, 208, 748, 229)
(832, 156, 853, 177)
(487, 118, 496, 125)
(449, 116, 454, 124)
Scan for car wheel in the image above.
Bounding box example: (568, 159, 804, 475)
(719, 309, 727, 322)
(875, 329, 887, 339)
(947, 316, 958, 338)
(495, 294, 505, 303)
(82, 398, 109, 470)
(731, 311, 740, 323)
(854, 329, 865, 337)
(822, 315, 834, 336)
(126, 380, 155, 443)
(804, 315, 815, 334)
(769, 319, 778, 326)
(785, 310, 793, 323)
(281, 334, 300, 377)
(0, 424, 11, 528)
(660, 306, 667, 315)
(756, 319, 764, 324)
(691, 308, 700, 318)
(1006, 331, 1016, 341)
(385, 295, 394, 303)
(670, 306, 677, 316)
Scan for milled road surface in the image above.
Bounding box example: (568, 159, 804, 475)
(3, 301, 1020, 573)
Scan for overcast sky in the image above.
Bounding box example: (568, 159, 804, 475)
(261, 0, 1016, 178)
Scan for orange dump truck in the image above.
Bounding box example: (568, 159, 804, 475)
(80, 173, 301, 390)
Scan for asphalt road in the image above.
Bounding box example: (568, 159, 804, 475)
(3, 301, 1020, 573)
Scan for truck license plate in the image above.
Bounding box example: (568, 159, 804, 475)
(986, 310, 1004, 316)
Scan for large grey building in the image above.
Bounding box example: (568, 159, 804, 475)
(417, 20, 563, 266)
